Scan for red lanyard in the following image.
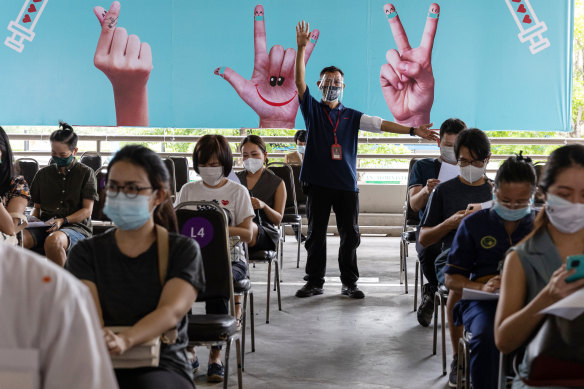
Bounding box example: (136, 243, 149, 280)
(322, 107, 340, 145)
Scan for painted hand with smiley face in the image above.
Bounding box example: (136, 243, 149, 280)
(380, 3, 440, 128)
(214, 5, 319, 129)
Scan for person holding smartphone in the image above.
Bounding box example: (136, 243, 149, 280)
(443, 154, 536, 388)
(495, 144, 584, 389)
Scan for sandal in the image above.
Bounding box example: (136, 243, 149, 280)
(235, 302, 243, 331)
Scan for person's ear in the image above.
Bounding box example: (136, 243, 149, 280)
(151, 188, 165, 208)
(316, 81, 321, 88)
(73, 147, 79, 156)
(342, 83, 346, 89)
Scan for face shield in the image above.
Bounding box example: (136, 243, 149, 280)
(318, 74, 344, 103)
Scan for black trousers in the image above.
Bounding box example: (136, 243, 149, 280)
(415, 228, 441, 288)
(304, 184, 360, 288)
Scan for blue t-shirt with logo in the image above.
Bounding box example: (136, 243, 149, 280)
(298, 87, 363, 192)
(445, 208, 534, 281)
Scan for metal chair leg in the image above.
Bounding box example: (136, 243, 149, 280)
(235, 338, 243, 389)
(250, 292, 255, 352)
(224, 340, 231, 389)
(266, 261, 272, 324)
(404, 244, 409, 294)
(441, 294, 447, 376)
(275, 261, 282, 311)
(296, 222, 302, 269)
(433, 293, 439, 355)
(399, 240, 404, 285)
(241, 292, 247, 371)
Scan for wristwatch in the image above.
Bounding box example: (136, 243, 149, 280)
(409, 127, 416, 136)
(63, 217, 69, 225)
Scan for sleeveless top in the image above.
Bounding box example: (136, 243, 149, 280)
(508, 227, 564, 389)
(236, 169, 282, 226)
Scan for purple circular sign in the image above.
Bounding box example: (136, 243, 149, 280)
(181, 217, 213, 248)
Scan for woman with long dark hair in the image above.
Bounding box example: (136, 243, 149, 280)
(66, 145, 205, 389)
(495, 144, 584, 388)
(0, 126, 30, 241)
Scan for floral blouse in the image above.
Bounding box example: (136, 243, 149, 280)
(1, 176, 31, 207)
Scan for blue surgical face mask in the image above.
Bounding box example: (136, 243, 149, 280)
(103, 192, 153, 230)
(297, 145, 306, 155)
(53, 154, 74, 167)
(493, 200, 531, 221)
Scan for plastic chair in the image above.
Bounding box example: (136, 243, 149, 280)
(169, 156, 189, 192)
(401, 158, 421, 295)
(457, 331, 472, 389)
(14, 158, 39, 188)
(79, 152, 102, 172)
(433, 285, 449, 375)
(246, 244, 281, 324)
(162, 158, 177, 196)
(175, 201, 242, 389)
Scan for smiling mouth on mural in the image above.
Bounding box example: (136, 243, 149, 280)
(255, 85, 297, 107)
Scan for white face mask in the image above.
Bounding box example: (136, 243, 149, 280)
(243, 158, 264, 174)
(440, 145, 456, 164)
(546, 193, 584, 234)
(198, 166, 224, 186)
(459, 164, 486, 184)
(297, 145, 306, 155)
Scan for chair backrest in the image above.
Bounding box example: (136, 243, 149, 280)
(169, 157, 189, 192)
(266, 162, 296, 214)
(290, 164, 306, 205)
(80, 153, 102, 172)
(404, 158, 421, 228)
(175, 201, 233, 303)
(92, 168, 110, 221)
(14, 158, 39, 186)
(163, 158, 177, 196)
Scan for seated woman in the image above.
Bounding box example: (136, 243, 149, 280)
(495, 144, 584, 388)
(236, 135, 286, 252)
(444, 153, 536, 389)
(23, 122, 98, 266)
(66, 145, 204, 389)
(284, 129, 307, 165)
(0, 126, 30, 243)
(174, 134, 254, 383)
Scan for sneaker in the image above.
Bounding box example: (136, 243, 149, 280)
(188, 353, 199, 374)
(417, 283, 437, 327)
(448, 354, 459, 387)
(207, 362, 224, 383)
(341, 284, 365, 299)
(295, 282, 324, 298)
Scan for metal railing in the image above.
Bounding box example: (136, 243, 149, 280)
(8, 133, 584, 174)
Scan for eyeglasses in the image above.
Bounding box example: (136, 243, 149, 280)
(457, 158, 486, 168)
(105, 183, 153, 198)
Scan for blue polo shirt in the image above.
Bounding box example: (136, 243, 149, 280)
(445, 208, 535, 282)
(298, 87, 363, 192)
(408, 158, 441, 220)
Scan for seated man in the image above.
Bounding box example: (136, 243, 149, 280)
(0, 243, 117, 388)
(284, 130, 307, 165)
(444, 154, 536, 388)
(409, 118, 467, 327)
(418, 128, 494, 387)
(23, 122, 98, 266)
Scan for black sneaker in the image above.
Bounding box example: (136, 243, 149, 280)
(207, 362, 224, 383)
(417, 283, 437, 327)
(295, 282, 324, 298)
(449, 354, 459, 387)
(341, 284, 365, 299)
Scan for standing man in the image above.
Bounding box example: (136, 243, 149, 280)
(294, 21, 438, 299)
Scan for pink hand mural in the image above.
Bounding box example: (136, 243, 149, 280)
(214, 4, 319, 129)
(380, 3, 440, 128)
(93, 1, 153, 127)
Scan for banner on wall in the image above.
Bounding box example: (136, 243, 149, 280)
(0, 0, 575, 131)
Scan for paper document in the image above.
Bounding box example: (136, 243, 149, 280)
(540, 288, 584, 320)
(462, 288, 499, 301)
(437, 162, 459, 183)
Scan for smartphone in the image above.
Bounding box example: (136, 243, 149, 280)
(566, 255, 584, 283)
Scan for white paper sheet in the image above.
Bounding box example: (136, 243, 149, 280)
(540, 288, 584, 320)
(461, 288, 499, 301)
(437, 162, 459, 183)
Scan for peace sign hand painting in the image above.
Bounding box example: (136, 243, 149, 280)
(380, 3, 440, 128)
(214, 5, 319, 129)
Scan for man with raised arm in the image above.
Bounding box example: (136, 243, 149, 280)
(294, 21, 438, 299)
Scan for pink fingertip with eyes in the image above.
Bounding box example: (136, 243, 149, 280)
(384, 3, 397, 15)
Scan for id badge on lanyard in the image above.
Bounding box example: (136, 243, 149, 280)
(323, 107, 342, 160)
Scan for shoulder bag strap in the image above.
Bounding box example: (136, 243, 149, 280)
(155, 225, 169, 286)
